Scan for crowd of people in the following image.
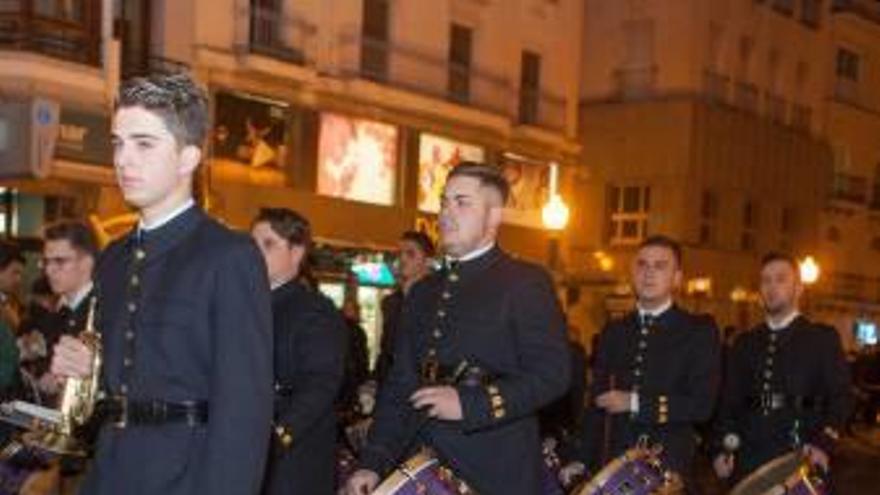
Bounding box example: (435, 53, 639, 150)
(0, 71, 869, 495)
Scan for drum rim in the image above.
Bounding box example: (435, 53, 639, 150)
(729, 452, 803, 495)
(574, 447, 654, 495)
(372, 452, 440, 495)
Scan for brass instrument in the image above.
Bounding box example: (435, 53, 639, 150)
(20, 296, 102, 456)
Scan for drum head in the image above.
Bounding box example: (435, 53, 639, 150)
(730, 452, 802, 495)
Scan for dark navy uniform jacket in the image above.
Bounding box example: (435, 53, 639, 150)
(262, 280, 346, 495)
(361, 246, 570, 495)
(713, 316, 851, 480)
(579, 306, 721, 481)
(81, 206, 274, 495)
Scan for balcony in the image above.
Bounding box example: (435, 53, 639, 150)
(0, 0, 102, 66)
(241, 3, 314, 64)
(830, 173, 868, 204)
(340, 34, 569, 129)
(832, 0, 880, 25)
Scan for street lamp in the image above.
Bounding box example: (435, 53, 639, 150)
(799, 256, 820, 315)
(541, 162, 570, 231)
(542, 162, 570, 272)
(799, 256, 820, 285)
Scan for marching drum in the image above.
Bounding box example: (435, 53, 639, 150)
(372, 450, 474, 495)
(729, 452, 828, 495)
(572, 445, 682, 495)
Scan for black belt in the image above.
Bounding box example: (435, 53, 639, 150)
(101, 397, 209, 428)
(747, 394, 825, 412)
(274, 383, 294, 396)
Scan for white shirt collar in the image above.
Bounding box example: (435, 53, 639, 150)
(448, 242, 495, 264)
(139, 198, 195, 232)
(61, 281, 93, 311)
(766, 310, 800, 331)
(637, 299, 673, 319)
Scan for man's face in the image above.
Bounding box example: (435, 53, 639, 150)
(397, 239, 431, 283)
(439, 175, 501, 258)
(632, 245, 681, 306)
(0, 261, 24, 294)
(111, 106, 198, 216)
(251, 221, 303, 285)
(760, 260, 801, 316)
(42, 239, 93, 298)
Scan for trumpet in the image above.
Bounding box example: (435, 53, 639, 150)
(18, 296, 102, 456)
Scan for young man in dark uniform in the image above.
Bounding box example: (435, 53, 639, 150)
(51, 73, 273, 495)
(251, 208, 347, 495)
(374, 230, 435, 386)
(568, 236, 721, 489)
(345, 162, 571, 495)
(713, 253, 851, 484)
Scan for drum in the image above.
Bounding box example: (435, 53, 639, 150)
(572, 446, 682, 495)
(372, 451, 475, 495)
(730, 452, 828, 495)
(0, 441, 58, 495)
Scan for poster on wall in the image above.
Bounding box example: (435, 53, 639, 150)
(212, 91, 289, 169)
(317, 112, 398, 206)
(417, 132, 484, 213)
(499, 155, 550, 228)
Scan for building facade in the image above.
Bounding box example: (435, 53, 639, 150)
(1, 0, 584, 360)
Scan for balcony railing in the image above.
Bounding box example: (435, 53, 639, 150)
(830, 173, 869, 204)
(121, 54, 190, 78)
(613, 65, 658, 100)
(239, 4, 314, 64)
(703, 69, 730, 104)
(791, 104, 812, 132)
(342, 35, 528, 120)
(765, 93, 788, 125)
(734, 81, 759, 113)
(832, 0, 880, 25)
(0, 1, 101, 66)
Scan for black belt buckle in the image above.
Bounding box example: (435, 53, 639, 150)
(112, 395, 128, 429)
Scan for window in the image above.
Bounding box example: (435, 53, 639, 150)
(518, 51, 541, 124)
(741, 199, 759, 251)
(617, 19, 656, 98)
(608, 185, 650, 245)
(361, 0, 390, 81)
(836, 48, 860, 82)
(448, 23, 472, 104)
(801, 0, 821, 28)
(116, 0, 152, 75)
(771, 0, 794, 15)
(699, 190, 718, 246)
(0, 0, 101, 65)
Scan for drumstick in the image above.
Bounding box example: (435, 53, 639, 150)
(601, 374, 615, 465)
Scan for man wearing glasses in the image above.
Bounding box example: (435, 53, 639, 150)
(35, 221, 99, 400)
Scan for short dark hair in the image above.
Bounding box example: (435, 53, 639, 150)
(116, 73, 209, 147)
(447, 161, 510, 205)
(0, 241, 24, 270)
(400, 230, 435, 257)
(638, 235, 683, 266)
(760, 251, 798, 272)
(44, 221, 99, 260)
(253, 208, 312, 249)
